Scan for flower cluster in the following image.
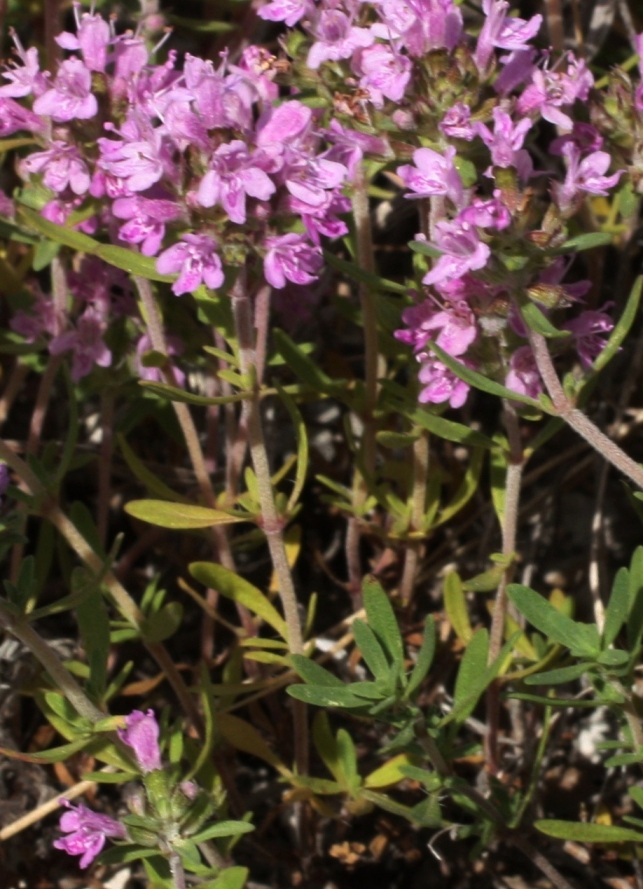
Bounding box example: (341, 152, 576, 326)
(2, 2, 358, 379)
(1, 0, 636, 402)
(257, 0, 627, 407)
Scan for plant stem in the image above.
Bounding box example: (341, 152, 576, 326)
(0, 438, 201, 729)
(0, 600, 104, 723)
(414, 719, 577, 889)
(346, 162, 385, 602)
(97, 390, 115, 549)
(528, 329, 643, 489)
(399, 431, 429, 606)
(230, 271, 308, 775)
(486, 403, 523, 773)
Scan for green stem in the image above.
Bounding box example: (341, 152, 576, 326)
(230, 271, 308, 775)
(486, 403, 523, 774)
(399, 431, 429, 606)
(0, 599, 104, 723)
(0, 439, 201, 729)
(346, 163, 385, 600)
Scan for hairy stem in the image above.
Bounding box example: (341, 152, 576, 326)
(346, 163, 385, 601)
(0, 600, 104, 723)
(230, 271, 308, 775)
(399, 431, 429, 606)
(528, 329, 643, 489)
(486, 403, 523, 773)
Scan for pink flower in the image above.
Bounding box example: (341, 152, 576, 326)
(112, 195, 182, 257)
(10, 285, 59, 342)
(0, 97, 43, 136)
(258, 0, 311, 27)
(53, 800, 126, 869)
(563, 308, 613, 369)
(56, 2, 111, 72)
(354, 44, 412, 107)
(440, 103, 475, 140)
(263, 233, 323, 289)
(33, 57, 97, 121)
(505, 345, 542, 399)
(422, 221, 491, 286)
(197, 141, 276, 224)
(307, 9, 373, 69)
(517, 54, 593, 131)
(49, 308, 112, 381)
(459, 193, 511, 230)
(156, 233, 225, 295)
(136, 333, 185, 387)
(475, 0, 542, 74)
(398, 145, 464, 208)
(374, 0, 463, 56)
(474, 107, 533, 176)
(553, 143, 623, 215)
(417, 358, 470, 408)
(0, 33, 46, 98)
(396, 298, 477, 358)
(97, 117, 168, 193)
(21, 142, 90, 196)
(118, 709, 162, 773)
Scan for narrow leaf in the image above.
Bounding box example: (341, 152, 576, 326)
(507, 584, 601, 657)
(190, 562, 288, 639)
(362, 576, 404, 665)
(444, 572, 472, 643)
(536, 820, 643, 843)
(405, 617, 436, 698)
(428, 341, 554, 412)
(409, 409, 496, 449)
(126, 500, 247, 530)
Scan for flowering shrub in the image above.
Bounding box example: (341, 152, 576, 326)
(2, 1, 643, 888)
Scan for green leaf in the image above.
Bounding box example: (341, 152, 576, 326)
(629, 786, 643, 811)
(276, 383, 309, 513)
(519, 301, 570, 339)
(273, 329, 336, 392)
(117, 435, 190, 504)
(287, 684, 370, 709)
(442, 632, 517, 727)
(190, 562, 288, 639)
(536, 820, 643, 843)
(203, 867, 249, 889)
(322, 249, 407, 294)
(433, 446, 485, 528)
(594, 276, 642, 372)
(139, 380, 250, 406)
(76, 583, 110, 700)
(17, 207, 176, 282)
(142, 601, 183, 643)
(628, 546, 643, 647)
(99, 845, 164, 865)
(596, 648, 629, 667)
(507, 585, 601, 657)
(353, 618, 390, 679)
(444, 571, 472, 643)
(407, 239, 442, 258)
(312, 711, 347, 787)
(405, 617, 436, 699)
(454, 629, 488, 709)
(428, 341, 554, 412)
(523, 663, 589, 685)
(336, 729, 359, 792)
(125, 500, 248, 529)
(32, 239, 60, 271)
(409, 408, 496, 449)
(362, 576, 404, 666)
(189, 821, 254, 843)
(555, 231, 614, 253)
(605, 752, 643, 767)
(289, 654, 344, 687)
